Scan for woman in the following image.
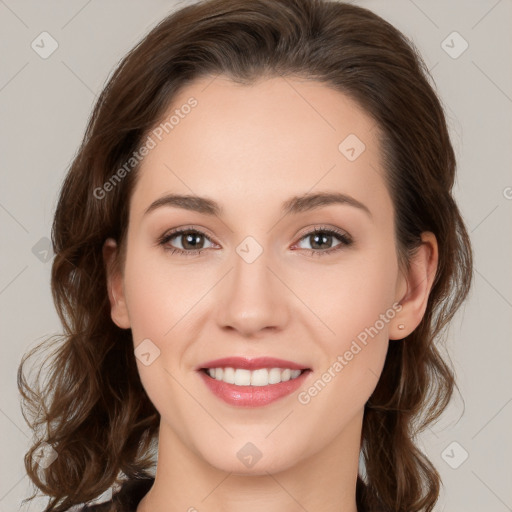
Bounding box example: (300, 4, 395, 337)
(18, 0, 473, 511)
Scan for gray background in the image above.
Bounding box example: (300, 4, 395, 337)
(1, 0, 511, 510)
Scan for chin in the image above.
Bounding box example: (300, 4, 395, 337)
(194, 434, 307, 476)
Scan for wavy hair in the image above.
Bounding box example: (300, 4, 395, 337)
(18, 0, 473, 510)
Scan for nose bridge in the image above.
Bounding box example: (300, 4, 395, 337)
(216, 236, 288, 335)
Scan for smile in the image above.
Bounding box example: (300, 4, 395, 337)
(196, 356, 312, 407)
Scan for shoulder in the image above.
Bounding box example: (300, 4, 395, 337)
(76, 477, 154, 512)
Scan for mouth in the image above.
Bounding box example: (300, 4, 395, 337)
(196, 356, 312, 407)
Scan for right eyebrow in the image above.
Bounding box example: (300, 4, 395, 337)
(144, 194, 221, 217)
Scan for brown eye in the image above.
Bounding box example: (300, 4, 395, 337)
(176, 231, 207, 250)
(158, 228, 215, 255)
(295, 227, 353, 256)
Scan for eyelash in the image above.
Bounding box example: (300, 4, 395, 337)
(157, 225, 353, 258)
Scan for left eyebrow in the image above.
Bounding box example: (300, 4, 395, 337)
(143, 191, 372, 219)
(281, 191, 372, 218)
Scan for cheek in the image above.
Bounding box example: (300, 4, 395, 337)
(300, 243, 398, 399)
(121, 248, 196, 420)
(121, 245, 211, 404)
(298, 242, 399, 344)
(122, 245, 205, 342)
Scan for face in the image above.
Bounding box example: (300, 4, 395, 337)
(105, 75, 415, 474)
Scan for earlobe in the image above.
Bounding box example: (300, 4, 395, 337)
(102, 238, 131, 329)
(390, 232, 438, 340)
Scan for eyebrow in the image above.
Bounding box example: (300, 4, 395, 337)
(143, 191, 372, 218)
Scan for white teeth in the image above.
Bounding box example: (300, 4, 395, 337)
(223, 367, 235, 384)
(234, 369, 251, 386)
(205, 367, 303, 386)
(268, 368, 282, 384)
(251, 368, 269, 386)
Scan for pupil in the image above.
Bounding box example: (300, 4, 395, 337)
(312, 233, 331, 250)
(183, 232, 203, 250)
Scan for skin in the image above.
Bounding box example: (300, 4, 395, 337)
(103, 76, 438, 512)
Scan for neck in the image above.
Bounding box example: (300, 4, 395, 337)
(137, 414, 362, 512)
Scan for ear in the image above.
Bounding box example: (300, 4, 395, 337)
(390, 231, 438, 340)
(103, 238, 131, 329)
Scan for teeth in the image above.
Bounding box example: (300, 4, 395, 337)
(205, 367, 303, 386)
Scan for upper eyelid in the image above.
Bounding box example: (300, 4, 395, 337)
(161, 226, 218, 245)
(295, 225, 350, 238)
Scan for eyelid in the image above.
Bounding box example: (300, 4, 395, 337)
(157, 224, 218, 243)
(293, 224, 352, 243)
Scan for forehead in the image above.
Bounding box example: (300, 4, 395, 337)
(129, 75, 390, 222)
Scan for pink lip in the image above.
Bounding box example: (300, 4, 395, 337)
(198, 368, 311, 407)
(197, 356, 310, 371)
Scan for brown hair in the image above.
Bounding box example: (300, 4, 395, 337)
(18, 0, 473, 510)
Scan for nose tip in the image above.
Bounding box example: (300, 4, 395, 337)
(215, 250, 289, 337)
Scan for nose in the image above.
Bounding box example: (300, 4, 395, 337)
(215, 245, 290, 337)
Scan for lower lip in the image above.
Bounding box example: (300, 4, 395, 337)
(198, 369, 311, 407)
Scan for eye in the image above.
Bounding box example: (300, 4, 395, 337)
(157, 225, 353, 257)
(157, 227, 216, 256)
(293, 226, 353, 256)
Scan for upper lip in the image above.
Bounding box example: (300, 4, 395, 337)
(196, 357, 311, 371)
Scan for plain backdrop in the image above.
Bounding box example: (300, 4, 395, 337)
(1, 1, 511, 510)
